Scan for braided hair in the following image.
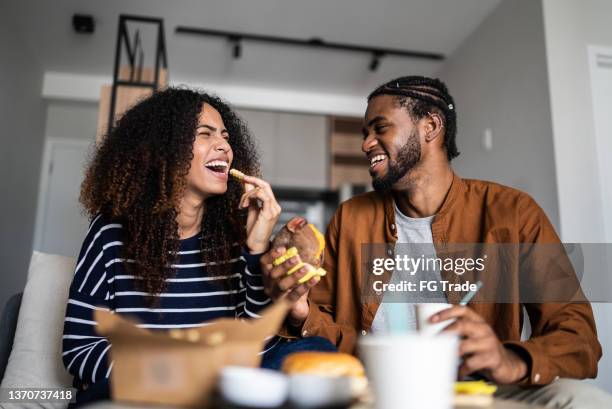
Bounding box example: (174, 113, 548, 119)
(368, 76, 459, 160)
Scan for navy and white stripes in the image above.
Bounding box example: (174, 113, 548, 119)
(62, 214, 276, 388)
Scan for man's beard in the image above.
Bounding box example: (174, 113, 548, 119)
(372, 129, 421, 191)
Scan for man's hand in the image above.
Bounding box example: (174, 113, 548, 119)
(432, 306, 528, 384)
(260, 247, 321, 328)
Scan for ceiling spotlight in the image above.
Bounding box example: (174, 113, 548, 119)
(230, 36, 242, 59)
(369, 52, 384, 72)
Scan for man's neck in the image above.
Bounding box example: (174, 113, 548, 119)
(392, 162, 454, 219)
(176, 190, 206, 239)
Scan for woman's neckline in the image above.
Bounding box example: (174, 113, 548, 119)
(180, 231, 202, 241)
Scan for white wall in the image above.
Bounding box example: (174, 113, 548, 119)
(542, 0, 612, 392)
(0, 2, 47, 309)
(438, 0, 559, 229)
(42, 72, 367, 117)
(31, 101, 99, 258)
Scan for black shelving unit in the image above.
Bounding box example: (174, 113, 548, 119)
(107, 15, 168, 134)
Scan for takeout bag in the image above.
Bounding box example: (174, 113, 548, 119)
(94, 300, 290, 408)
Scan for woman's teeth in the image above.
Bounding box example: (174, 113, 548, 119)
(204, 160, 228, 172)
(370, 154, 387, 168)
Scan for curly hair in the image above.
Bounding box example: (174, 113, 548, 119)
(80, 87, 259, 300)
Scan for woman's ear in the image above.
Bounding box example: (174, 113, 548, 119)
(423, 112, 444, 143)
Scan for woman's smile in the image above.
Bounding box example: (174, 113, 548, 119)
(204, 158, 230, 181)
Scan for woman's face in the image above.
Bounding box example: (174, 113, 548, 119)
(185, 103, 233, 198)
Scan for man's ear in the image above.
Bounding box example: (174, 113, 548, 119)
(423, 112, 444, 143)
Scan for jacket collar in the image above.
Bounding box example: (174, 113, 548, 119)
(435, 170, 464, 217)
(381, 170, 464, 241)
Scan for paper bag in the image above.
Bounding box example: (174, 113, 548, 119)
(94, 299, 290, 408)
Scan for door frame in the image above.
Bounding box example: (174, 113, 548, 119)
(33, 137, 92, 252)
(588, 45, 612, 243)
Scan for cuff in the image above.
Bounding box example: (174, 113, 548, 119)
(503, 340, 554, 386)
(277, 300, 316, 339)
(241, 248, 263, 272)
(299, 300, 322, 337)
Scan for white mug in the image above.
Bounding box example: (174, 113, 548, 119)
(359, 333, 458, 409)
(415, 302, 455, 335)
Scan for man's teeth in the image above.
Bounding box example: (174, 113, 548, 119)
(370, 154, 387, 167)
(204, 160, 228, 168)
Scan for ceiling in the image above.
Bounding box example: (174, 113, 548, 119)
(8, 0, 502, 97)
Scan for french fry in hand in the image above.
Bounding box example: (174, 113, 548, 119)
(229, 168, 246, 181)
(272, 247, 299, 266)
(286, 262, 326, 284)
(296, 266, 326, 284)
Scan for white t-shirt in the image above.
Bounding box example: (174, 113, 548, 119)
(370, 201, 446, 333)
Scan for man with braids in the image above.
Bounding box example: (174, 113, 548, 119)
(63, 88, 334, 407)
(262, 76, 611, 407)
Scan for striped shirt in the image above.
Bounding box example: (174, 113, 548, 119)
(62, 214, 278, 388)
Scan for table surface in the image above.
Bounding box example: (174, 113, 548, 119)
(85, 398, 543, 409)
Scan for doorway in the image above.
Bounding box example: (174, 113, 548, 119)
(33, 138, 91, 258)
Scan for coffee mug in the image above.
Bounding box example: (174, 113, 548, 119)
(359, 333, 458, 409)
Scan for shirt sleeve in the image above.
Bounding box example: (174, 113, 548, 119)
(62, 215, 113, 385)
(503, 194, 602, 385)
(236, 249, 272, 319)
(277, 207, 353, 350)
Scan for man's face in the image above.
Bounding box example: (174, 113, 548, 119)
(362, 95, 421, 191)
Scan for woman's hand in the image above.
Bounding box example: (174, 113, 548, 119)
(239, 175, 281, 254)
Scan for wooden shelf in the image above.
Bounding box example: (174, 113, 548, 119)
(329, 116, 370, 189)
(96, 67, 168, 144)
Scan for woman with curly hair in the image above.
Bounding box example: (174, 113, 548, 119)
(62, 88, 333, 406)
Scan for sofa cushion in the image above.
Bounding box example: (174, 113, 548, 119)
(0, 251, 76, 408)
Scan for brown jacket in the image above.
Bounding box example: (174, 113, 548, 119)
(299, 173, 601, 386)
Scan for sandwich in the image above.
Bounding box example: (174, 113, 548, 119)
(271, 217, 327, 284)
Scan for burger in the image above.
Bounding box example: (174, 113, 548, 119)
(282, 352, 368, 397)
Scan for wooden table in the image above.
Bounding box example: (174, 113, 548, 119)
(85, 398, 543, 409)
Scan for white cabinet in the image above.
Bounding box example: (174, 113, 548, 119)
(237, 109, 328, 189)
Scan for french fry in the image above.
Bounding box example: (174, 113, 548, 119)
(296, 267, 326, 284)
(272, 247, 299, 266)
(229, 168, 246, 181)
(272, 247, 326, 283)
(286, 262, 326, 284)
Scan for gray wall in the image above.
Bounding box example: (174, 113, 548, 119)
(45, 101, 99, 142)
(439, 0, 612, 391)
(438, 0, 559, 230)
(542, 0, 612, 392)
(542, 0, 612, 242)
(0, 2, 47, 308)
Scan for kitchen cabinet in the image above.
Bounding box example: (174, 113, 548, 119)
(237, 109, 328, 189)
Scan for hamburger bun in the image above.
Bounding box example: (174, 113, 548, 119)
(282, 352, 368, 396)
